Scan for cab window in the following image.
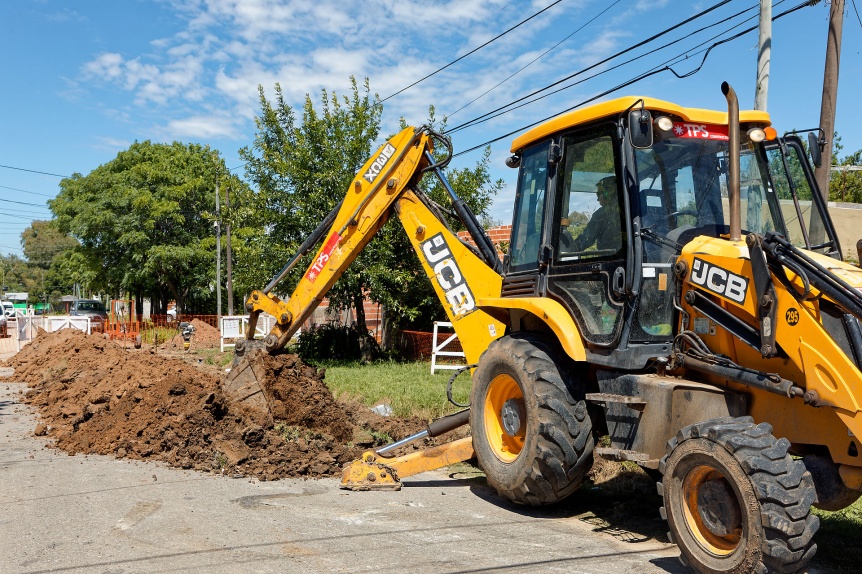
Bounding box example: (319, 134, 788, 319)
(509, 142, 549, 270)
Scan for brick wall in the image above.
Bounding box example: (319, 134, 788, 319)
(456, 224, 512, 259)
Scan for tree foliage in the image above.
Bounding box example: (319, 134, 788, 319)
(50, 141, 244, 313)
(828, 133, 862, 203)
(21, 220, 78, 270)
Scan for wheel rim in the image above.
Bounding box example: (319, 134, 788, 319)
(484, 374, 525, 463)
(681, 464, 743, 556)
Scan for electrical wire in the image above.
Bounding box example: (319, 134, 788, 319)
(0, 184, 56, 198)
(446, 1, 764, 135)
(452, 0, 813, 157)
(0, 164, 69, 178)
(0, 198, 51, 208)
(381, 0, 566, 103)
(445, 0, 734, 135)
(852, 0, 862, 28)
(445, 0, 623, 120)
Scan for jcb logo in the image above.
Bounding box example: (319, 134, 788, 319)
(690, 258, 748, 304)
(420, 233, 476, 316)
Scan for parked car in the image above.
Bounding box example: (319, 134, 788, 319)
(70, 299, 108, 327)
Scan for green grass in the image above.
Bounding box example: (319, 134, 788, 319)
(195, 348, 234, 368)
(314, 360, 471, 420)
(812, 497, 862, 572)
(142, 326, 181, 346)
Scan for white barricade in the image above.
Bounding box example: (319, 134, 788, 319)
(431, 321, 466, 374)
(45, 316, 93, 334)
(219, 314, 277, 352)
(9, 314, 95, 351)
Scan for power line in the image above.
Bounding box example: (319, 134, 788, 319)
(0, 205, 55, 216)
(0, 164, 69, 178)
(445, 0, 622, 120)
(447, 1, 763, 135)
(381, 0, 566, 103)
(852, 0, 862, 27)
(445, 0, 734, 135)
(453, 0, 814, 157)
(0, 184, 56, 198)
(0, 198, 50, 209)
(0, 212, 44, 221)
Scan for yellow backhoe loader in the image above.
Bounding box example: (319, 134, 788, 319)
(225, 82, 861, 574)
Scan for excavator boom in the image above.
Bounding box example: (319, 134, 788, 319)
(224, 126, 506, 415)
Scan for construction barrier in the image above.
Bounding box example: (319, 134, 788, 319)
(430, 321, 466, 374)
(219, 314, 277, 352)
(399, 327, 464, 362)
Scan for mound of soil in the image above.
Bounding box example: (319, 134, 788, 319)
(6, 329, 429, 481)
(164, 318, 222, 349)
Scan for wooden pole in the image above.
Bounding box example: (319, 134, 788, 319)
(814, 0, 844, 200)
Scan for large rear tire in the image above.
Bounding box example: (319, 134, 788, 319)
(659, 417, 819, 574)
(470, 333, 594, 506)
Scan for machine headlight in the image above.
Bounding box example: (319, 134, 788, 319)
(747, 128, 766, 143)
(655, 116, 674, 131)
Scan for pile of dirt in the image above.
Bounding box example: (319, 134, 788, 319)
(6, 329, 429, 481)
(163, 318, 222, 349)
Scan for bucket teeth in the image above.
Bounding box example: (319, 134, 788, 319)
(340, 455, 401, 491)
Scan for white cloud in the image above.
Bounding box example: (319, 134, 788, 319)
(84, 53, 124, 81)
(75, 0, 628, 155)
(164, 115, 240, 140)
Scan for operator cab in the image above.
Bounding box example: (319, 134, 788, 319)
(503, 97, 839, 369)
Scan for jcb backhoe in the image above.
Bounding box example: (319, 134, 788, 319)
(226, 82, 862, 574)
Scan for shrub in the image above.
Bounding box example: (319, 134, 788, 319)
(294, 324, 379, 362)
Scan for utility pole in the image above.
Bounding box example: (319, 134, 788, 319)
(814, 0, 844, 200)
(215, 160, 222, 320)
(225, 182, 234, 316)
(754, 0, 771, 110)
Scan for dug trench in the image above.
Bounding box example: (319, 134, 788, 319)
(3, 328, 443, 481)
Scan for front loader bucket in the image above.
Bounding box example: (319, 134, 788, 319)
(222, 348, 272, 418)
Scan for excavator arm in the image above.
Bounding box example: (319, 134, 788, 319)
(224, 126, 506, 418)
(238, 126, 430, 355)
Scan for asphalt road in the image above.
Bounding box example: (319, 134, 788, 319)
(0, 380, 685, 574)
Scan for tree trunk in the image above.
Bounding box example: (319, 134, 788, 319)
(352, 292, 374, 362)
(380, 304, 400, 354)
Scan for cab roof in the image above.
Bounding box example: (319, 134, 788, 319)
(510, 96, 772, 152)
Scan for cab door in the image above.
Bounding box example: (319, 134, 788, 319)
(545, 124, 628, 347)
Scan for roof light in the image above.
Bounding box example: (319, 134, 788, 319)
(655, 116, 674, 131)
(764, 126, 778, 140)
(747, 128, 766, 143)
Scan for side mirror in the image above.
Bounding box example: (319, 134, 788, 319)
(505, 154, 521, 168)
(808, 132, 823, 168)
(629, 109, 654, 149)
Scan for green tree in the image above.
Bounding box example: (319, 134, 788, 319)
(21, 220, 78, 269)
(238, 81, 502, 358)
(50, 141, 240, 314)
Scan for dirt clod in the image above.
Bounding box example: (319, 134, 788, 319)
(6, 329, 429, 480)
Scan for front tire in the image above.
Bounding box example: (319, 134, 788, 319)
(470, 333, 594, 506)
(659, 417, 819, 574)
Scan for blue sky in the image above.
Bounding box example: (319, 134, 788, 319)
(1, 0, 860, 258)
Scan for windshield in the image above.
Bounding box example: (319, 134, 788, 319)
(634, 128, 783, 248)
(77, 301, 105, 312)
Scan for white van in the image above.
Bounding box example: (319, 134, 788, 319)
(1, 301, 14, 317)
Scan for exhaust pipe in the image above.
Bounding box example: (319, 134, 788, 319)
(722, 82, 741, 242)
